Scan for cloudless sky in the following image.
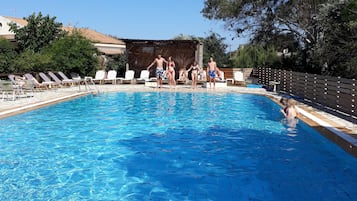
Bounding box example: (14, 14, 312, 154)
(1, 0, 249, 51)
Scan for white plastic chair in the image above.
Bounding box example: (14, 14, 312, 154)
(136, 70, 150, 84)
(104, 70, 118, 84)
(118, 70, 135, 84)
(92, 70, 106, 84)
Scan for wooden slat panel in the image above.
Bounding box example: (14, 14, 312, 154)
(256, 68, 355, 117)
(339, 78, 355, 85)
(338, 87, 353, 94)
(326, 91, 338, 96)
(337, 106, 354, 114)
(337, 98, 352, 106)
(337, 93, 353, 100)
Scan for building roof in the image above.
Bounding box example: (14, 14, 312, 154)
(3, 16, 28, 26)
(63, 26, 124, 45)
(2, 16, 125, 46)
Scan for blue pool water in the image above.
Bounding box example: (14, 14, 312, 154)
(246, 84, 263, 88)
(0, 92, 356, 200)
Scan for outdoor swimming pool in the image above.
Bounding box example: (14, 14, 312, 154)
(0, 92, 356, 200)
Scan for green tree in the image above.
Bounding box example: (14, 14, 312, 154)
(202, 0, 327, 46)
(9, 12, 65, 52)
(44, 30, 99, 76)
(313, 0, 357, 78)
(106, 54, 127, 77)
(202, 0, 329, 72)
(232, 45, 279, 68)
(201, 32, 230, 67)
(11, 50, 52, 73)
(0, 38, 17, 73)
(173, 33, 231, 67)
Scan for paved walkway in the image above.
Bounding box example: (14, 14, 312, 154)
(1, 84, 356, 156)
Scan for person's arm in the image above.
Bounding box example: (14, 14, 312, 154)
(186, 65, 193, 72)
(295, 106, 300, 118)
(280, 108, 287, 117)
(147, 60, 156, 70)
(197, 65, 202, 71)
(163, 59, 168, 71)
(215, 66, 220, 73)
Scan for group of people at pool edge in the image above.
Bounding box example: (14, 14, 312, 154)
(147, 55, 223, 89)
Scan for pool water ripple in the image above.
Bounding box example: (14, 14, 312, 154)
(0, 92, 356, 200)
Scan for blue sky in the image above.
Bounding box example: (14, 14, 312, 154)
(1, 0, 248, 51)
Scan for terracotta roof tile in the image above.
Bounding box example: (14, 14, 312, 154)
(63, 27, 124, 45)
(3, 16, 28, 26)
(3, 16, 124, 45)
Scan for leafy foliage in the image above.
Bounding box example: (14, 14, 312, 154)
(312, 0, 357, 78)
(0, 38, 17, 73)
(202, 0, 327, 46)
(106, 54, 127, 77)
(11, 50, 52, 73)
(173, 33, 231, 67)
(43, 30, 99, 76)
(202, 32, 231, 67)
(232, 45, 280, 68)
(9, 12, 65, 53)
(202, 0, 356, 78)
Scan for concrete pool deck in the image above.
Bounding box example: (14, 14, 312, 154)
(1, 84, 356, 156)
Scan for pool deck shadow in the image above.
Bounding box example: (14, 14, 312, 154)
(0, 84, 356, 157)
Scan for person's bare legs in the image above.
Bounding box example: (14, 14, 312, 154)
(172, 71, 176, 87)
(167, 73, 172, 88)
(192, 74, 197, 89)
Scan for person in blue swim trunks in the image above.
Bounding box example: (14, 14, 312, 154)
(147, 54, 168, 88)
(207, 57, 220, 88)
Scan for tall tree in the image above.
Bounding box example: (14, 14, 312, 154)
(9, 12, 65, 52)
(201, 32, 230, 67)
(313, 0, 357, 78)
(232, 45, 279, 68)
(202, 0, 327, 46)
(173, 33, 231, 67)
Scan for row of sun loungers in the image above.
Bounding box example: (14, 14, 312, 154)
(1, 71, 80, 101)
(1, 70, 246, 101)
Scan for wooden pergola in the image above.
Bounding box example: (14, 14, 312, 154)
(124, 39, 202, 78)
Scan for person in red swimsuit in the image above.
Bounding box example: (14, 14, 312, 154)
(167, 56, 176, 88)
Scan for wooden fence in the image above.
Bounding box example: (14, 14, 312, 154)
(256, 67, 356, 121)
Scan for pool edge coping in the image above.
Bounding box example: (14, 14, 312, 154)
(266, 94, 357, 157)
(0, 91, 90, 119)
